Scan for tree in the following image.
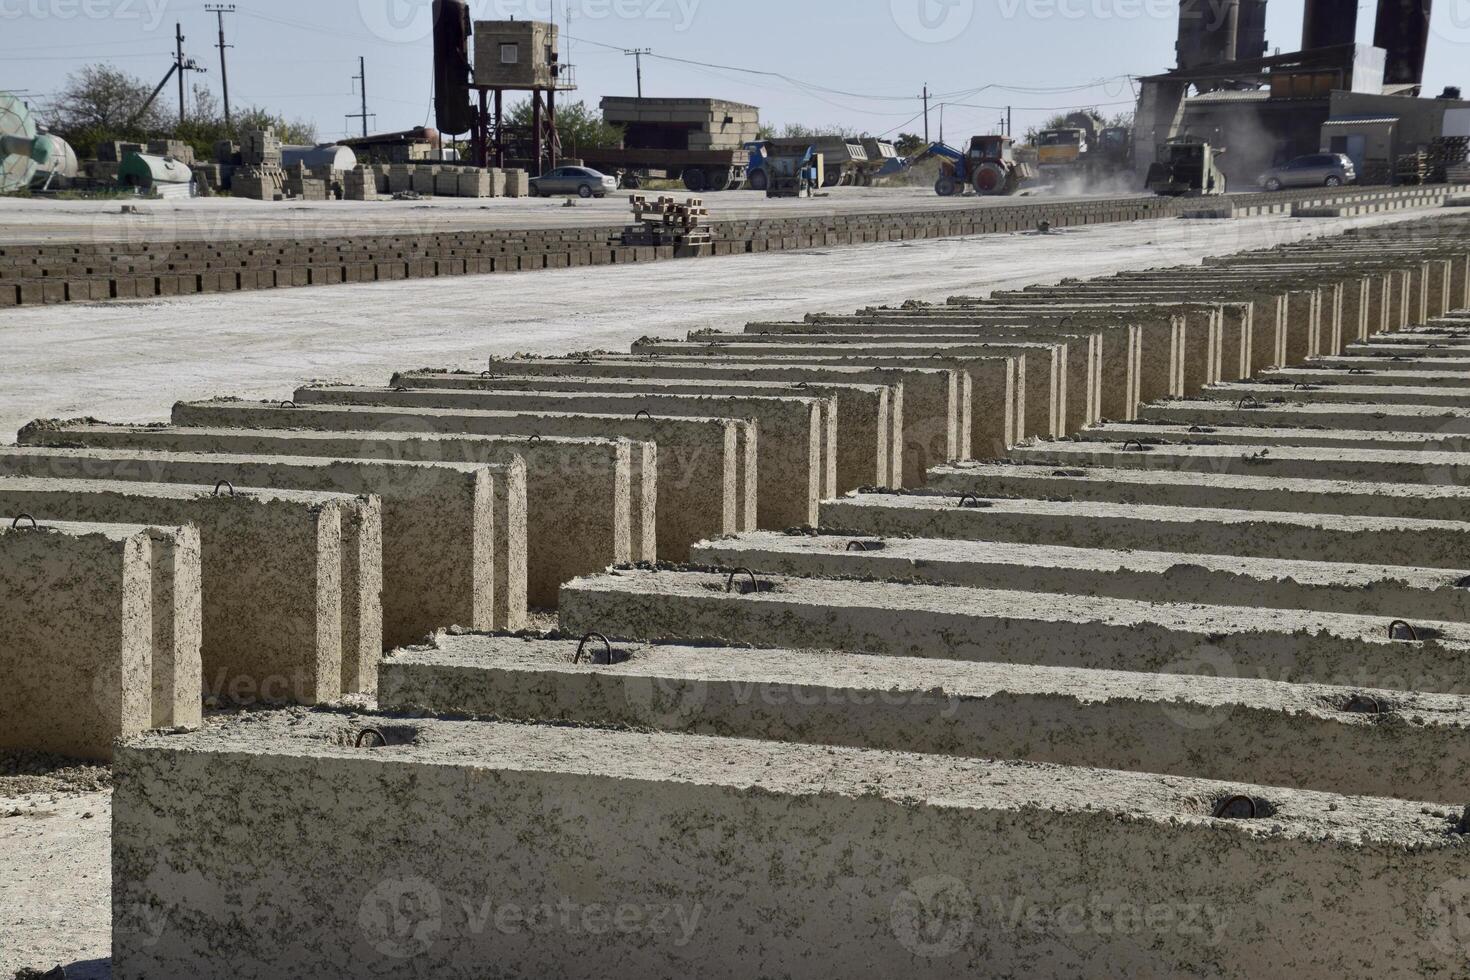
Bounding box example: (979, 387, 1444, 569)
(44, 64, 169, 156)
(506, 98, 622, 154)
(893, 132, 927, 155)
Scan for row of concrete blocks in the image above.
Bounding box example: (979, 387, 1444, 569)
(106, 216, 1470, 974)
(7, 185, 1454, 309)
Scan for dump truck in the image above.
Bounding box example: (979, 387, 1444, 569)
(763, 145, 824, 198)
(580, 97, 760, 192)
(917, 135, 1037, 196)
(1145, 139, 1228, 196)
(1034, 111, 1134, 184)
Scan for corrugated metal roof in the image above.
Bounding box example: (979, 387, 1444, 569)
(1323, 115, 1400, 126)
(1187, 90, 1273, 104)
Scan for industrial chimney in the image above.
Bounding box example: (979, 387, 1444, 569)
(1301, 0, 1359, 49)
(1176, 0, 1241, 70)
(1373, 0, 1434, 88)
(432, 0, 475, 135)
(1235, 0, 1269, 60)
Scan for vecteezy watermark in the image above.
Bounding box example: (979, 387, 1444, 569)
(1425, 878, 1470, 956)
(890, 876, 1230, 958)
(358, 878, 703, 959)
(993, 0, 1192, 23)
(1433, 0, 1470, 48)
(0, 0, 171, 31)
(889, 0, 975, 43)
(358, 0, 702, 44)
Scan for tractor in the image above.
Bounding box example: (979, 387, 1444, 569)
(919, 135, 1037, 197)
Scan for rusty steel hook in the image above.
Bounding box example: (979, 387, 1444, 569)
(725, 568, 760, 594)
(573, 632, 614, 665)
(212, 480, 235, 498)
(1388, 620, 1420, 642)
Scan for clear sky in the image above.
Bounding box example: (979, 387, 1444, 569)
(2, 0, 1466, 143)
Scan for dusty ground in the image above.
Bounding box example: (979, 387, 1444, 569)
(1, 753, 111, 980)
(1, 183, 1145, 244)
(0, 209, 1436, 443)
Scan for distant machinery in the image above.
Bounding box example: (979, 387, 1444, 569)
(0, 93, 76, 193)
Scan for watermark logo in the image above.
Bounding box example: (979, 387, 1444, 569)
(1425, 878, 1470, 955)
(890, 0, 975, 43)
(890, 875, 975, 958)
(0, 0, 171, 32)
(358, 0, 434, 44)
(622, 672, 709, 728)
(359, 876, 444, 959)
(1434, 0, 1470, 47)
(359, 0, 703, 43)
(1154, 642, 1238, 731)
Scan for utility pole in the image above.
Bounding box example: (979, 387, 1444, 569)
(624, 48, 651, 98)
(1006, 105, 1012, 137)
(172, 22, 205, 126)
(347, 56, 375, 138)
(922, 84, 930, 144)
(938, 103, 944, 144)
(175, 23, 186, 124)
(205, 4, 235, 128)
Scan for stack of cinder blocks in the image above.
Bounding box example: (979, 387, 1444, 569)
(342, 165, 378, 201)
(16, 209, 1470, 974)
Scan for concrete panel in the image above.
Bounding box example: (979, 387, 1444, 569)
(295, 385, 824, 530)
(560, 569, 1470, 693)
(690, 531, 1470, 622)
(19, 421, 638, 609)
(1199, 380, 1470, 408)
(629, 338, 1012, 453)
(169, 399, 744, 563)
(395, 370, 891, 494)
(928, 460, 1470, 523)
(0, 476, 368, 704)
(1010, 440, 1470, 488)
(0, 445, 528, 643)
(113, 712, 1470, 978)
(819, 491, 1470, 568)
(0, 519, 200, 760)
(1077, 421, 1470, 452)
(401, 360, 916, 488)
(1138, 398, 1470, 432)
(381, 632, 1470, 801)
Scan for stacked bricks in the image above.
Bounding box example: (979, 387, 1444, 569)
(3, 184, 1461, 309)
(342, 165, 378, 201)
(99, 211, 1470, 975)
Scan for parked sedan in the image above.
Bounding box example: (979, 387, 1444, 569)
(528, 166, 619, 198)
(1257, 153, 1357, 191)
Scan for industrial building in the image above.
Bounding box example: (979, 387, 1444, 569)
(1136, 0, 1470, 188)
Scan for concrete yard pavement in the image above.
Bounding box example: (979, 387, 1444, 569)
(0, 211, 1436, 443)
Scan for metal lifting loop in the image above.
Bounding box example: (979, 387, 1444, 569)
(354, 728, 388, 748)
(279, 400, 297, 409)
(212, 480, 235, 498)
(1213, 795, 1257, 819)
(634, 410, 653, 421)
(10, 514, 38, 530)
(725, 568, 760, 594)
(573, 632, 614, 665)
(1388, 620, 1420, 642)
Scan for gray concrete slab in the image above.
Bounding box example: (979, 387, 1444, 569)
(402, 359, 924, 487)
(169, 399, 743, 563)
(295, 384, 825, 530)
(819, 491, 1470, 568)
(18, 421, 639, 609)
(0, 445, 529, 644)
(1009, 439, 1470, 488)
(1137, 398, 1470, 433)
(689, 531, 1470, 622)
(393, 371, 891, 494)
(113, 711, 1470, 979)
(688, 332, 1072, 442)
(560, 568, 1470, 693)
(624, 342, 999, 458)
(1200, 380, 1470, 408)
(927, 460, 1470, 523)
(381, 632, 1470, 802)
(0, 519, 200, 760)
(0, 476, 371, 705)
(1077, 420, 1470, 453)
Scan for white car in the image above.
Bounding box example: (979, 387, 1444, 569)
(528, 166, 619, 198)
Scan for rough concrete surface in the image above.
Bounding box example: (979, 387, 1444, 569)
(111, 711, 1470, 979)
